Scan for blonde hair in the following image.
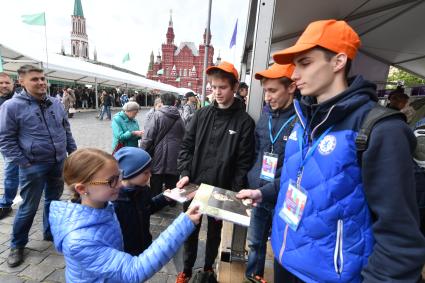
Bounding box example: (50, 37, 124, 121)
(63, 148, 116, 202)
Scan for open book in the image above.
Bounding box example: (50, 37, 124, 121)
(189, 184, 253, 227)
(163, 183, 199, 203)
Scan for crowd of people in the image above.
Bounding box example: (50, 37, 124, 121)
(0, 18, 424, 283)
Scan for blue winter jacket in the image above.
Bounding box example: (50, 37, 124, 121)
(49, 200, 195, 283)
(272, 76, 425, 282)
(0, 90, 76, 165)
(247, 104, 296, 207)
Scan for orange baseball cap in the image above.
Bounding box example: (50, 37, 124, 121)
(273, 19, 361, 64)
(254, 63, 295, 80)
(206, 61, 239, 80)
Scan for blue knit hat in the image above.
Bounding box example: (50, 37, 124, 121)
(114, 147, 152, 180)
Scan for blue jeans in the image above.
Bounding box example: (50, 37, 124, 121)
(0, 156, 19, 208)
(11, 162, 64, 248)
(99, 105, 111, 120)
(246, 203, 273, 278)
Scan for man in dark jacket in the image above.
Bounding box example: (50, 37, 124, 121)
(0, 65, 77, 267)
(99, 91, 112, 120)
(0, 72, 19, 219)
(175, 61, 255, 283)
(243, 63, 297, 283)
(238, 20, 425, 282)
(141, 92, 185, 196)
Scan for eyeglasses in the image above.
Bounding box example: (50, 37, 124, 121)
(88, 170, 123, 188)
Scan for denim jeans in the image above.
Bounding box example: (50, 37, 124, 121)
(99, 106, 111, 120)
(245, 202, 273, 278)
(0, 156, 19, 208)
(11, 161, 64, 248)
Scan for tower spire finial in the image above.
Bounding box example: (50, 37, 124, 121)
(169, 9, 173, 27)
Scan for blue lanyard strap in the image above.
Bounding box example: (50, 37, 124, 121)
(297, 125, 334, 169)
(269, 114, 296, 146)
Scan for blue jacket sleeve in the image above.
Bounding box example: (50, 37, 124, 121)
(0, 103, 30, 166)
(66, 213, 194, 283)
(149, 193, 170, 215)
(361, 118, 425, 282)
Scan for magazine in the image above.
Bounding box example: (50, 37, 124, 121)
(189, 184, 253, 227)
(163, 183, 199, 203)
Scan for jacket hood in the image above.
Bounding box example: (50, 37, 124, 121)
(158, 105, 181, 119)
(296, 75, 377, 134)
(15, 90, 43, 103)
(49, 201, 117, 253)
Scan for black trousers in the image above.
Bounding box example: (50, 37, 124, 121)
(149, 173, 179, 197)
(183, 201, 223, 275)
(274, 259, 304, 283)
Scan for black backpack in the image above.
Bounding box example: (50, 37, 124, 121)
(355, 104, 425, 235)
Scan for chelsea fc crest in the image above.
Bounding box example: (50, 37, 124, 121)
(318, 135, 337, 155)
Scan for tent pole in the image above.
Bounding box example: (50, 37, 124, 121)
(95, 77, 99, 110)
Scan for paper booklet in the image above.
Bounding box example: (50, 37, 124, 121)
(163, 183, 199, 203)
(189, 183, 253, 227)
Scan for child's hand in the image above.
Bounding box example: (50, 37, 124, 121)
(186, 205, 201, 225)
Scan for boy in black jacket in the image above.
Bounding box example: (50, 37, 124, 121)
(113, 147, 172, 256)
(175, 61, 255, 282)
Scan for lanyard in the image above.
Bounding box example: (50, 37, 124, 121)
(269, 114, 296, 152)
(297, 125, 334, 169)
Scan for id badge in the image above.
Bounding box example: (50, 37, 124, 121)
(279, 180, 308, 231)
(260, 152, 278, 181)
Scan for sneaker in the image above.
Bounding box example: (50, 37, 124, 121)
(0, 207, 12, 219)
(7, 248, 24, 267)
(244, 275, 268, 283)
(175, 272, 191, 283)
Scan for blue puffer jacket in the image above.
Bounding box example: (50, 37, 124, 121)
(0, 91, 76, 165)
(273, 78, 377, 282)
(49, 200, 195, 283)
(272, 76, 425, 282)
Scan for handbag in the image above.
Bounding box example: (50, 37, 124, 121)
(112, 142, 124, 155)
(69, 107, 76, 114)
(147, 117, 178, 156)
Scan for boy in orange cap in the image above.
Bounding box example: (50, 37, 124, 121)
(175, 61, 255, 282)
(239, 63, 296, 283)
(239, 19, 425, 282)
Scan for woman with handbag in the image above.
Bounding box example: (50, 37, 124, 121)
(112, 102, 143, 154)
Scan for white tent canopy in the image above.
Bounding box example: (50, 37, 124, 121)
(242, 0, 425, 121)
(0, 42, 179, 93)
(243, 0, 425, 78)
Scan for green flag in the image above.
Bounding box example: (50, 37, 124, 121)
(122, 53, 130, 63)
(22, 12, 46, 26)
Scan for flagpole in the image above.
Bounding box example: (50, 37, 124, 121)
(43, 13, 49, 69)
(42, 13, 50, 95)
(201, 0, 212, 107)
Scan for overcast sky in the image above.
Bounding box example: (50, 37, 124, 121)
(0, 0, 250, 75)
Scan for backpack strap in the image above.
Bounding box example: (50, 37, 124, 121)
(356, 104, 406, 153)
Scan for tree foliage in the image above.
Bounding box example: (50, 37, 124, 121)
(387, 67, 425, 89)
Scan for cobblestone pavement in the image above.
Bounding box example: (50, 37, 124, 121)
(0, 110, 208, 282)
